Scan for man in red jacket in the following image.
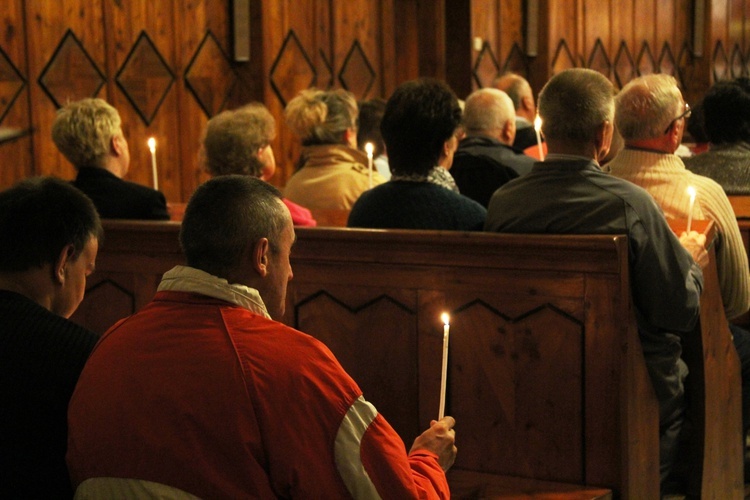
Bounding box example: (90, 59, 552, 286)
(67, 175, 456, 499)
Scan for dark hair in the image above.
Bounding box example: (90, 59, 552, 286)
(0, 176, 102, 272)
(702, 78, 750, 144)
(357, 98, 387, 157)
(381, 78, 462, 176)
(180, 175, 287, 279)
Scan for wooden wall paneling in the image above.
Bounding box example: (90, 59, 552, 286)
(444, 0, 471, 97)
(497, 0, 527, 79)
(24, 0, 107, 181)
(104, 1, 182, 203)
(655, 0, 677, 78)
(545, 0, 580, 82)
(466, 0, 497, 93)
(0, 0, 33, 189)
(333, 2, 383, 100)
(711, 0, 730, 81)
(582, 0, 612, 80)
(392, 0, 420, 87)
(378, 0, 397, 96)
(417, 0, 447, 80)
(261, 1, 325, 188)
(611, 1, 636, 89)
(174, 0, 235, 202)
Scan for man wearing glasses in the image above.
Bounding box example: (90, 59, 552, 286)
(607, 73, 750, 484)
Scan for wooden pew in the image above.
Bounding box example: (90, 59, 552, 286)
(71, 220, 742, 498)
(726, 195, 750, 329)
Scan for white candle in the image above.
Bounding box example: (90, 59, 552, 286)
(147, 137, 158, 191)
(438, 312, 450, 420)
(365, 142, 374, 189)
(534, 115, 544, 161)
(686, 185, 697, 233)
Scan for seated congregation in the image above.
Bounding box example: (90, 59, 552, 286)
(3, 67, 750, 499)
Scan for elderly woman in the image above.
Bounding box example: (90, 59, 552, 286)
(202, 103, 316, 226)
(347, 78, 486, 230)
(283, 89, 385, 212)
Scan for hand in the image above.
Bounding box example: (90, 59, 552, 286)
(409, 416, 457, 471)
(679, 230, 709, 268)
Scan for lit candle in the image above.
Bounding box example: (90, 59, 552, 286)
(439, 312, 450, 420)
(686, 185, 697, 233)
(365, 142, 374, 189)
(534, 115, 545, 161)
(147, 137, 159, 191)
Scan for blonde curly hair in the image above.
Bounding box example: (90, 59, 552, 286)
(51, 98, 121, 168)
(202, 103, 276, 178)
(284, 88, 358, 146)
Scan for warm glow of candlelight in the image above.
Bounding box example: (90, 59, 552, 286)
(439, 312, 450, 420)
(148, 137, 159, 191)
(533, 115, 545, 161)
(534, 115, 542, 132)
(147, 137, 156, 153)
(366, 142, 374, 189)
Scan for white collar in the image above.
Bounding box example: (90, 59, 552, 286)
(158, 265, 270, 319)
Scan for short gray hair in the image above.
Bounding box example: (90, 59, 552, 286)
(180, 176, 288, 279)
(463, 88, 515, 134)
(52, 98, 121, 168)
(538, 69, 614, 145)
(202, 103, 276, 178)
(615, 74, 683, 141)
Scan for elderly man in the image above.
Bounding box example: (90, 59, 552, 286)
(485, 68, 707, 492)
(493, 72, 539, 151)
(68, 176, 456, 498)
(451, 88, 534, 207)
(0, 177, 101, 498)
(607, 73, 750, 459)
(52, 98, 169, 220)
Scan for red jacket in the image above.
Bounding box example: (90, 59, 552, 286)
(68, 287, 448, 499)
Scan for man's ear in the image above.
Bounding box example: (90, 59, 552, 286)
(595, 120, 614, 162)
(53, 244, 76, 285)
(501, 119, 516, 144)
(111, 134, 124, 157)
(252, 238, 270, 277)
(521, 95, 534, 113)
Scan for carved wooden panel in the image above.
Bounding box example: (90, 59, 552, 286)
(291, 286, 419, 444)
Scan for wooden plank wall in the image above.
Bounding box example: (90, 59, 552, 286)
(1, 1, 749, 200)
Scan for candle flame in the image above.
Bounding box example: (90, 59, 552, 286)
(365, 142, 374, 157)
(686, 185, 696, 198)
(147, 137, 156, 153)
(441, 312, 450, 325)
(534, 115, 542, 131)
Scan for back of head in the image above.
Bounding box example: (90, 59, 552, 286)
(538, 68, 614, 145)
(202, 103, 276, 178)
(180, 175, 287, 279)
(492, 72, 531, 111)
(463, 88, 515, 136)
(357, 98, 387, 157)
(702, 78, 750, 144)
(0, 177, 102, 273)
(615, 74, 682, 141)
(52, 98, 121, 168)
(284, 88, 358, 146)
(381, 78, 462, 176)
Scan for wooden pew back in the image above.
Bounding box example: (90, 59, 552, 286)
(282, 227, 654, 498)
(72, 220, 742, 498)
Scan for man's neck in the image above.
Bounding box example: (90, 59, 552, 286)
(625, 138, 675, 155)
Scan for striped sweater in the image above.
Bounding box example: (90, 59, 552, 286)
(607, 148, 750, 320)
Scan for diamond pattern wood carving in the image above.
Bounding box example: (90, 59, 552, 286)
(270, 30, 316, 107)
(38, 29, 105, 109)
(0, 46, 25, 124)
(185, 31, 237, 118)
(116, 31, 175, 125)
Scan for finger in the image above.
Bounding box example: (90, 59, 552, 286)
(440, 416, 456, 429)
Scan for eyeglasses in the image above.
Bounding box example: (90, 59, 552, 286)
(664, 103, 692, 134)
